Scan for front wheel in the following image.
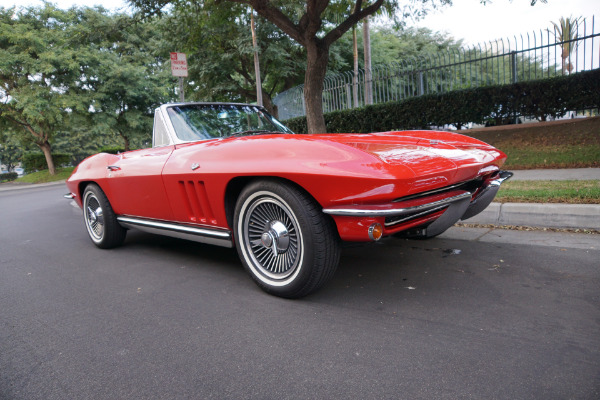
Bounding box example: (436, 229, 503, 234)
(82, 184, 126, 249)
(234, 180, 340, 298)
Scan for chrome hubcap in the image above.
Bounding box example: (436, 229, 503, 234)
(259, 220, 290, 256)
(242, 195, 302, 281)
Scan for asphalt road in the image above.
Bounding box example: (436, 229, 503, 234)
(1, 185, 599, 400)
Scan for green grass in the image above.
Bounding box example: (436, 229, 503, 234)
(15, 167, 75, 184)
(466, 117, 600, 170)
(502, 145, 600, 170)
(495, 180, 600, 204)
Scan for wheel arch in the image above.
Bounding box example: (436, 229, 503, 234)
(77, 180, 104, 201)
(223, 176, 327, 232)
(73, 180, 115, 210)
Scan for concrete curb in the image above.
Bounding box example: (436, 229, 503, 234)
(464, 202, 600, 230)
(0, 180, 66, 192)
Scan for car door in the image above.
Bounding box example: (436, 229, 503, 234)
(161, 140, 227, 228)
(104, 145, 175, 221)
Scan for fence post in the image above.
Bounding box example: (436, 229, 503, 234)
(510, 51, 519, 124)
(346, 84, 352, 110)
(511, 51, 518, 83)
(418, 71, 424, 96)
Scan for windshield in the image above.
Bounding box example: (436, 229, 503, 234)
(166, 104, 294, 141)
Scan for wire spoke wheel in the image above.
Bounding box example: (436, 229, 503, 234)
(234, 180, 340, 298)
(82, 184, 126, 249)
(243, 195, 302, 281)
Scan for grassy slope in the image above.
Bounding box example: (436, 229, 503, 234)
(463, 116, 600, 170)
(462, 117, 600, 204)
(495, 180, 600, 204)
(13, 167, 74, 184)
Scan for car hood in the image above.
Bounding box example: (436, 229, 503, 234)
(171, 130, 506, 200)
(316, 131, 506, 183)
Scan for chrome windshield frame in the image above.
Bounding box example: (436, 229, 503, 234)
(155, 102, 291, 147)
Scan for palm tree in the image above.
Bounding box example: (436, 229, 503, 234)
(551, 16, 583, 75)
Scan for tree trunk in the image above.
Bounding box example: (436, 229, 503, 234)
(38, 141, 56, 175)
(261, 91, 278, 118)
(118, 131, 131, 152)
(304, 40, 329, 134)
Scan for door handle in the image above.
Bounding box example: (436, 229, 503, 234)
(107, 165, 121, 171)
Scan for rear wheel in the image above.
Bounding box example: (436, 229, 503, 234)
(82, 184, 126, 249)
(234, 180, 340, 298)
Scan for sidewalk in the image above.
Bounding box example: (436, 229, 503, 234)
(466, 168, 600, 230)
(464, 202, 600, 230)
(511, 168, 600, 181)
(0, 179, 66, 192)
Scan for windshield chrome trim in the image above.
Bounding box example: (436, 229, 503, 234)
(157, 102, 292, 146)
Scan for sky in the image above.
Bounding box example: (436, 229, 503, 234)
(414, 0, 600, 45)
(2, 0, 599, 45)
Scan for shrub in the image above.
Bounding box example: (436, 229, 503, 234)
(99, 146, 125, 154)
(284, 69, 600, 134)
(0, 172, 18, 182)
(23, 152, 72, 173)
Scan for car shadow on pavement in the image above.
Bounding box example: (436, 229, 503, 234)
(123, 230, 242, 270)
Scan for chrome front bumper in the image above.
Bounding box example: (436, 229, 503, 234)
(322, 191, 472, 218)
(323, 170, 513, 238)
(461, 170, 513, 221)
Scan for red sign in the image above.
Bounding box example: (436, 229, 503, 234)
(170, 52, 188, 77)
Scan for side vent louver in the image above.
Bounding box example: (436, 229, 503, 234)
(178, 180, 217, 224)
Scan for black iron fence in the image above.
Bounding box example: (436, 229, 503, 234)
(274, 16, 599, 120)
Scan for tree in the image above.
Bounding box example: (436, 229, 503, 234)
(329, 26, 463, 72)
(0, 5, 92, 174)
(51, 113, 125, 165)
(551, 16, 582, 75)
(0, 129, 23, 172)
(155, 2, 305, 116)
(129, 0, 407, 132)
(130, 0, 458, 132)
(130, 0, 544, 133)
(1, 5, 173, 173)
(234, 0, 394, 133)
(244, 0, 542, 130)
(77, 11, 171, 151)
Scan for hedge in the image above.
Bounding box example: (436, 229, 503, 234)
(0, 172, 18, 182)
(23, 152, 72, 173)
(285, 68, 600, 134)
(99, 146, 126, 154)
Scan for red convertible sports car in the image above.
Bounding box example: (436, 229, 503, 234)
(66, 102, 512, 298)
